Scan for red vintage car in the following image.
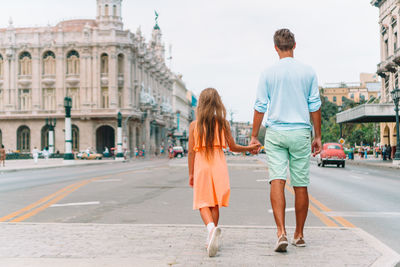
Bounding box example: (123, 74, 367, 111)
(317, 143, 346, 168)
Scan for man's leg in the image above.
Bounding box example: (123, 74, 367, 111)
(270, 180, 287, 237)
(293, 186, 309, 239)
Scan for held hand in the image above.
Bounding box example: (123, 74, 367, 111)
(189, 174, 194, 188)
(311, 137, 322, 157)
(249, 136, 262, 154)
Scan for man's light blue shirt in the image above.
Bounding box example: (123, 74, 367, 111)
(254, 57, 321, 130)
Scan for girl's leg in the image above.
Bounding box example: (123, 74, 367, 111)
(210, 206, 220, 226)
(199, 207, 214, 225)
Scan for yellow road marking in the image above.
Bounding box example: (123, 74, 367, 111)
(10, 179, 96, 222)
(1, 167, 150, 222)
(0, 180, 86, 222)
(284, 184, 339, 227)
(284, 183, 354, 228)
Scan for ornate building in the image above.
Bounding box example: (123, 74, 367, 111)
(0, 0, 175, 156)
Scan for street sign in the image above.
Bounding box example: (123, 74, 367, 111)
(339, 138, 345, 145)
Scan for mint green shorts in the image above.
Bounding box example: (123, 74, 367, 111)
(264, 128, 311, 187)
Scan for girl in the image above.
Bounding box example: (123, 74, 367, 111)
(188, 88, 260, 257)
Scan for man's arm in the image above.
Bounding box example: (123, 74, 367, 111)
(250, 110, 265, 153)
(310, 109, 322, 156)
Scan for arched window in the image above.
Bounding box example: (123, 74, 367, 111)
(105, 4, 109, 16)
(118, 54, 124, 74)
(72, 125, 79, 151)
(101, 53, 109, 74)
(0, 54, 3, 78)
(17, 126, 30, 152)
(333, 96, 337, 102)
(66, 50, 80, 75)
(19, 51, 32, 75)
(43, 51, 56, 75)
(360, 95, 365, 101)
(113, 5, 117, 16)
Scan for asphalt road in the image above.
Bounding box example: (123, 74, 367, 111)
(0, 156, 399, 253)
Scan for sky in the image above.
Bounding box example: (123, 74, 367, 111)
(0, 0, 380, 122)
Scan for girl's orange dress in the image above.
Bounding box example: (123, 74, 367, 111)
(193, 123, 230, 210)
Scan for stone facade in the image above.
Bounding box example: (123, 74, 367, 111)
(172, 75, 191, 149)
(372, 0, 399, 147)
(231, 122, 252, 146)
(0, 0, 177, 156)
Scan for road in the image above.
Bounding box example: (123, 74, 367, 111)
(0, 156, 399, 253)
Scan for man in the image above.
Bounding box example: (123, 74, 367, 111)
(250, 29, 322, 252)
(387, 145, 392, 160)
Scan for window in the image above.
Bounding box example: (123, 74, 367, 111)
(0, 54, 3, 78)
(101, 53, 109, 74)
(17, 126, 30, 152)
(101, 87, 109, 108)
(43, 88, 56, 110)
(395, 72, 399, 89)
(41, 125, 50, 150)
(67, 88, 80, 109)
(0, 129, 2, 146)
(0, 89, 3, 111)
(360, 95, 365, 101)
(66, 50, 80, 75)
(43, 51, 56, 75)
(385, 39, 389, 59)
(105, 4, 109, 16)
(113, 5, 117, 17)
(118, 54, 124, 74)
(19, 89, 31, 110)
(395, 33, 398, 51)
(327, 145, 341, 150)
(350, 94, 354, 99)
(72, 125, 79, 151)
(333, 96, 337, 102)
(118, 87, 123, 108)
(19, 51, 32, 75)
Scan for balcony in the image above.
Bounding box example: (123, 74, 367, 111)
(66, 74, 80, 87)
(42, 75, 56, 88)
(18, 75, 32, 87)
(101, 73, 109, 86)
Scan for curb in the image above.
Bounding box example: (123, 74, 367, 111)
(0, 160, 122, 173)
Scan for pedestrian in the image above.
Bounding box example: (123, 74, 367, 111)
(187, 88, 259, 257)
(0, 144, 6, 167)
(383, 145, 387, 160)
(387, 145, 392, 160)
(134, 147, 138, 158)
(32, 147, 39, 164)
(250, 29, 322, 252)
(43, 146, 49, 161)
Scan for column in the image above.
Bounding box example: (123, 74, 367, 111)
(124, 52, 132, 108)
(64, 97, 74, 161)
(109, 50, 118, 108)
(32, 48, 40, 112)
(56, 48, 64, 112)
(92, 47, 99, 108)
(116, 112, 124, 160)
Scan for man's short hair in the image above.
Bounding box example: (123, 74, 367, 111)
(274, 29, 295, 51)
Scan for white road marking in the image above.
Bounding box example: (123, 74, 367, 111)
(268, 208, 295, 213)
(256, 179, 268, 182)
(324, 211, 400, 218)
(349, 175, 364, 180)
(50, 201, 100, 207)
(94, 179, 122, 183)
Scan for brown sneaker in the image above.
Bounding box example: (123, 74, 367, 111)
(291, 237, 306, 247)
(274, 234, 288, 252)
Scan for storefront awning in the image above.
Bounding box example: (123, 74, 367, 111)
(336, 104, 396, 123)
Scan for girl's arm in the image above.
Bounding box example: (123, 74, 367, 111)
(188, 121, 196, 187)
(225, 121, 261, 152)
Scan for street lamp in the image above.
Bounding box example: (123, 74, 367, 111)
(64, 97, 74, 161)
(390, 88, 400, 161)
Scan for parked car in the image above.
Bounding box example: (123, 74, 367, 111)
(77, 151, 103, 160)
(173, 146, 184, 158)
(317, 143, 346, 168)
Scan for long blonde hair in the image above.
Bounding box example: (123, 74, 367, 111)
(196, 88, 228, 159)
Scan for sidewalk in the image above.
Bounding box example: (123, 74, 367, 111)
(345, 157, 400, 169)
(0, 158, 117, 173)
(0, 223, 398, 267)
